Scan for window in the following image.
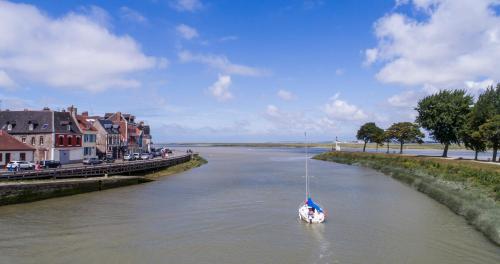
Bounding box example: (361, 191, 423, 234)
(20, 153, 26, 161)
(28, 123, 34, 131)
(21, 137, 26, 143)
(68, 136, 72, 146)
(59, 136, 64, 146)
(67, 125, 71, 131)
(0, 153, 2, 162)
(7, 124, 12, 131)
(31, 137, 36, 146)
(76, 136, 81, 145)
(39, 136, 44, 145)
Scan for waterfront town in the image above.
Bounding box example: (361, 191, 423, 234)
(0, 106, 153, 168)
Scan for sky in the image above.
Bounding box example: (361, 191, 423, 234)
(0, 0, 499, 142)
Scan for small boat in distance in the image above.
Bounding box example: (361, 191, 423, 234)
(298, 133, 326, 224)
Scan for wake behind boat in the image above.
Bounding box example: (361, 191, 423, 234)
(298, 133, 326, 224)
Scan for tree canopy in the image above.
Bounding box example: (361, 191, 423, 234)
(415, 90, 473, 157)
(479, 115, 500, 162)
(386, 122, 424, 154)
(356, 122, 384, 152)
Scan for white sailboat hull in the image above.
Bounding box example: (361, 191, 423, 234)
(298, 204, 325, 224)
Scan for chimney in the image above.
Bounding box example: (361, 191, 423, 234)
(82, 111, 89, 117)
(67, 105, 77, 117)
(43, 107, 50, 111)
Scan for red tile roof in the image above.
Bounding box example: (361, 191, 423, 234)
(0, 130, 36, 151)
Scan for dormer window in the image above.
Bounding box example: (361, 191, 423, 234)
(67, 125, 71, 131)
(7, 124, 12, 131)
(29, 123, 34, 131)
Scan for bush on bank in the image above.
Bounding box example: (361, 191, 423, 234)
(313, 151, 500, 246)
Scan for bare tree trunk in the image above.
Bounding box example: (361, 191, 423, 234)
(442, 143, 449, 157)
(399, 141, 404, 154)
(386, 142, 390, 153)
(363, 141, 367, 152)
(474, 150, 478, 161)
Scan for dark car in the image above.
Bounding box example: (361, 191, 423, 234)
(40, 160, 61, 169)
(83, 157, 102, 165)
(102, 157, 115, 163)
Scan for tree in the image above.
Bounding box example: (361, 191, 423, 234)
(386, 122, 424, 154)
(356, 122, 384, 152)
(470, 84, 500, 161)
(383, 131, 392, 154)
(479, 115, 500, 162)
(415, 90, 473, 157)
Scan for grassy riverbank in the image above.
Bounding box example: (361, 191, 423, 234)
(313, 151, 500, 246)
(142, 155, 208, 179)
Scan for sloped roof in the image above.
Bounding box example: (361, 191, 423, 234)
(54, 111, 81, 134)
(0, 110, 53, 134)
(0, 131, 36, 151)
(76, 115, 98, 132)
(98, 119, 120, 134)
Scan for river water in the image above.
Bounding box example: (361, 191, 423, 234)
(0, 147, 499, 264)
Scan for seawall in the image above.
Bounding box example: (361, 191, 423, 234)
(0, 176, 149, 206)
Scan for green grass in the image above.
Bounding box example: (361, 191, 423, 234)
(314, 151, 500, 246)
(140, 155, 207, 179)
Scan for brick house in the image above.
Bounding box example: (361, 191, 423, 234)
(105, 112, 142, 154)
(0, 130, 36, 167)
(72, 108, 98, 160)
(93, 119, 122, 159)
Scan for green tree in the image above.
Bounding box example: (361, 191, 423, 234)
(471, 84, 500, 161)
(386, 122, 424, 154)
(356, 122, 384, 152)
(415, 90, 473, 157)
(479, 115, 500, 162)
(383, 131, 392, 154)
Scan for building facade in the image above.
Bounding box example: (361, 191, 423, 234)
(0, 108, 83, 164)
(94, 119, 122, 159)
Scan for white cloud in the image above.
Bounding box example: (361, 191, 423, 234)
(209, 75, 233, 101)
(178, 50, 269, 76)
(0, 70, 17, 90)
(323, 94, 368, 121)
(365, 0, 500, 90)
(119, 6, 147, 24)
(219, 35, 238, 42)
(0, 1, 160, 92)
(465, 79, 495, 92)
(387, 90, 418, 107)
(264, 104, 337, 134)
(277, 89, 295, 101)
(176, 24, 199, 40)
(171, 0, 203, 12)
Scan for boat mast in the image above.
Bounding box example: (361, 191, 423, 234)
(305, 132, 309, 200)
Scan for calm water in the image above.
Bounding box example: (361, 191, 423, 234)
(0, 147, 499, 264)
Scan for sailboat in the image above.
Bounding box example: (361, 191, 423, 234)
(298, 133, 326, 224)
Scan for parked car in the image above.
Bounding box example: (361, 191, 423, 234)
(6, 161, 34, 171)
(140, 153, 152, 160)
(123, 154, 135, 161)
(133, 153, 141, 160)
(102, 157, 115, 163)
(83, 157, 102, 165)
(40, 160, 61, 169)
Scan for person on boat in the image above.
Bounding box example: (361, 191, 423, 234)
(308, 207, 315, 222)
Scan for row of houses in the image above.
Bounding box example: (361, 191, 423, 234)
(0, 106, 153, 166)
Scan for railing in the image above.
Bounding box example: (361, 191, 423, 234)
(0, 154, 194, 181)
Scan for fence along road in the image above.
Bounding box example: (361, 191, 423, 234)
(0, 154, 194, 181)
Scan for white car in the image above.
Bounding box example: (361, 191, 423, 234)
(6, 161, 34, 170)
(140, 153, 152, 160)
(133, 153, 141, 160)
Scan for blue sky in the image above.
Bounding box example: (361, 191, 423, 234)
(0, 0, 499, 142)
